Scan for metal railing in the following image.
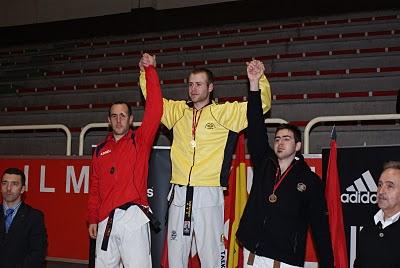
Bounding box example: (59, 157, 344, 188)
(2, 115, 399, 156)
(0, 124, 72, 155)
(303, 114, 400, 154)
(78, 119, 288, 156)
(265, 118, 288, 124)
(78, 122, 141, 156)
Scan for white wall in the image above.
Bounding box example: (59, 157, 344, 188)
(0, 0, 239, 27)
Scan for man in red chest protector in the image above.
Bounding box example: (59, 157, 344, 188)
(87, 64, 163, 268)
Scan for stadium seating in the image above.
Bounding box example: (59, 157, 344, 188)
(0, 10, 399, 155)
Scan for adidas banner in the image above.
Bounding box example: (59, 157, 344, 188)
(322, 145, 400, 267)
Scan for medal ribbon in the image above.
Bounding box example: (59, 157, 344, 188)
(272, 162, 295, 193)
(192, 109, 203, 140)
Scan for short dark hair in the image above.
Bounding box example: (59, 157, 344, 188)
(188, 68, 215, 102)
(108, 101, 132, 117)
(2, 167, 26, 186)
(189, 68, 214, 85)
(275, 124, 302, 143)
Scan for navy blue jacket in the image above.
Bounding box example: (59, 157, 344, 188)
(0, 202, 47, 268)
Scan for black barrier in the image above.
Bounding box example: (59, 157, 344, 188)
(322, 145, 400, 267)
(148, 148, 172, 267)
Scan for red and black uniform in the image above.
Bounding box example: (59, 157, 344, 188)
(87, 65, 162, 223)
(87, 66, 162, 268)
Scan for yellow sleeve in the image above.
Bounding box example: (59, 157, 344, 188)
(259, 74, 272, 114)
(140, 71, 271, 130)
(211, 101, 248, 132)
(139, 70, 148, 98)
(210, 74, 271, 132)
(139, 70, 186, 129)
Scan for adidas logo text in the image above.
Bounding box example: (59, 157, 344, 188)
(341, 170, 377, 204)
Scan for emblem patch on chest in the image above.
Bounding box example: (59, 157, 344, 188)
(100, 149, 111, 156)
(297, 182, 307, 192)
(205, 122, 216, 129)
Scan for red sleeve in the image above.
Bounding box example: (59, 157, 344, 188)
(87, 153, 100, 224)
(135, 65, 163, 146)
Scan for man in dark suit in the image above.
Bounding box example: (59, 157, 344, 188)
(0, 167, 47, 268)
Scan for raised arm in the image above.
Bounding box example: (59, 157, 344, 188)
(259, 75, 271, 114)
(247, 60, 272, 166)
(139, 53, 186, 129)
(138, 53, 157, 100)
(135, 64, 163, 146)
(247, 59, 271, 115)
(209, 60, 271, 133)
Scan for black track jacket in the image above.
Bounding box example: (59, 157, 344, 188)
(236, 91, 334, 267)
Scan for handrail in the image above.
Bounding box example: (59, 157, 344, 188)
(0, 124, 72, 156)
(304, 114, 400, 154)
(78, 118, 288, 156)
(265, 118, 288, 124)
(78, 122, 141, 156)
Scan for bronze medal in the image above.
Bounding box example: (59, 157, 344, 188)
(269, 162, 296, 205)
(268, 193, 277, 203)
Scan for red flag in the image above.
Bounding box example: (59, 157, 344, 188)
(160, 231, 169, 268)
(325, 127, 348, 268)
(188, 254, 201, 268)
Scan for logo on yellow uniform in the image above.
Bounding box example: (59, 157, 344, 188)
(205, 122, 216, 129)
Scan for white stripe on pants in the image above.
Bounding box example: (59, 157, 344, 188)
(95, 205, 152, 268)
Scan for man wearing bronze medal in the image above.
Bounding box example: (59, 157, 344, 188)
(236, 84, 334, 267)
(139, 53, 271, 267)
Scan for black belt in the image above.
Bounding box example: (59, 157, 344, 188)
(101, 202, 161, 251)
(165, 184, 194, 236)
(183, 185, 194, 236)
(163, 184, 176, 229)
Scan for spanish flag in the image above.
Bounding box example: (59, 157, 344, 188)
(227, 134, 248, 268)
